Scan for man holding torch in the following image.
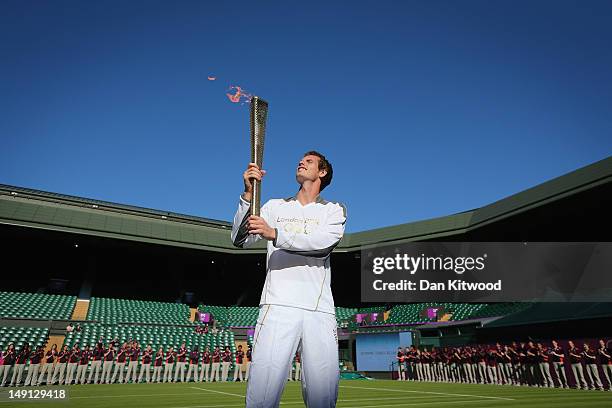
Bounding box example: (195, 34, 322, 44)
(232, 148, 346, 408)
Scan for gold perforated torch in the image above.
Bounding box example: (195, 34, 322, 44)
(249, 96, 269, 216)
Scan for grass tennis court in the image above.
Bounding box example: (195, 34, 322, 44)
(2, 380, 612, 408)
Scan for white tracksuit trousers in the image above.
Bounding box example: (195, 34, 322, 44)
(246, 305, 339, 408)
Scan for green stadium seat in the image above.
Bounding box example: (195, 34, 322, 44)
(0, 292, 76, 320)
(87, 297, 191, 325)
(0, 326, 50, 351)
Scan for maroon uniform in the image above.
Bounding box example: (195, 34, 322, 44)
(568, 346, 582, 364)
(518, 346, 527, 365)
(16, 348, 31, 364)
(222, 351, 232, 363)
(212, 350, 221, 363)
(189, 351, 199, 364)
(495, 349, 505, 365)
(69, 349, 80, 364)
(527, 346, 538, 364)
(203, 351, 211, 364)
(166, 351, 175, 364)
(551, 346, 564, 364)
(177, 347, 187, 363)
(154, 352, 163, 367)
(130, 348, 140, 362)
(142, 350, 152, 365)
(583, 349, 597, 364)
(30, 349, 44, 365)
(236, 350, 244, 364)
(117, 348, 127, 363)
(538, 349, 549, 364)
(58, 351, 69, 363)
(246, 349, 252, 362)
(599, 346, 612, 365)
(406, 350, 416, 364)
(471, 350, 480, 364)
(508, 347, 520, 364)
(79, 350, 91, 365)
(93, 347, 104, 361)
(104, 349, 115, 361)
(486, 349, 497, 366)
(478, 350, 486, 363)
(44, 350, 56, 364)
(3, 350, 16, 365)
(396, 350, 405, 365)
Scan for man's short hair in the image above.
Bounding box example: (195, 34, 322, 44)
(304, 150, 333, 190)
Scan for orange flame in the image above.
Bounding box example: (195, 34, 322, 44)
(226, 86, 252, 104)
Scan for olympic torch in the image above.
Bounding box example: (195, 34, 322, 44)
(249, 96, 269, 216)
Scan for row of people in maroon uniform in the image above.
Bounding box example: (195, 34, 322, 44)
(394, 339, 612, 391)
(0, 339, 254, 387)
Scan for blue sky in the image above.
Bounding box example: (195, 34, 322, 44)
(2, 0, 611, 232)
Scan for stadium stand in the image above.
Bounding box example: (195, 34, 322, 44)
(336, 306, 358, 328)
(385, 303, 483, 324)
(87, 297, 191, 325)
(0, 292, 76, 320)
(467, 302, 532, 319)
(226, 306, 258, 327)
(194, 302, 538, 331)
(358, 306, 386, 314)
(0, 326, 49, 350)
(337, 303, 544, 334)
(336, 307, 358, 321)
(198, 305, 229, 326)
(63, 323, 235, 354)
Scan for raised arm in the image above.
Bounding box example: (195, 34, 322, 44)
(232, 163, 267, 248)
(232, 195, 272, 248)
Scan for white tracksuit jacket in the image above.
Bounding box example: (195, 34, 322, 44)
(231, 194, 346, 315)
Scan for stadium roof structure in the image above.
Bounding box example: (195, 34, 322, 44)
(1, 156, 610, 253)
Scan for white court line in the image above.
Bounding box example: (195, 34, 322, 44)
(337, 396, 455, 402)
(171, 396, 446, 408)
(339, 400, 514, 408)
(169, 395, 507, 408)
(170, 399, 510, 408)
(171, 405, 245, 408)
(279, 395, 457, 404)
(339, 385, 516, 401)
(190, 386, 245, 398)
(71, 392, 198, 399)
